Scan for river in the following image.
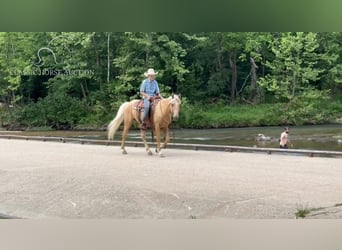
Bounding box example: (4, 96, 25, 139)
(1, 124, 342, 151)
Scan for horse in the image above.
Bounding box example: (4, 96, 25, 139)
(107, 94, 181, 157)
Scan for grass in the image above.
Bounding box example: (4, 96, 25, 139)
(295, 203, 342, 219)
(295, 203, 311, 219)
(295, 203, 328, 219)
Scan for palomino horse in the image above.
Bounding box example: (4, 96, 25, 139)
(107, 94, 181, 157)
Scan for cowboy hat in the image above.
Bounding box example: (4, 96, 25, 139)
(144, 68, 158, 77)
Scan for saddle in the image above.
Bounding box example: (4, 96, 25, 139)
(134, 96, 161, 128)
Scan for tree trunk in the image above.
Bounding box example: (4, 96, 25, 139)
(216, 39, 223, 71)
(292, 71, 296, 97)
(92, 35, 100, 68)
(145, 50, 149, 66)
(250, 57, 258, 88)
(107, 32, 110, 83)
(92, 34, 102, 90)
(248, 57, 260, 104)
(80, 81, 87, 105)
(229, 51, 237, 103)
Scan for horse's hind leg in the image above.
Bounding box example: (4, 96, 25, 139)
(140, 129, 153, 155)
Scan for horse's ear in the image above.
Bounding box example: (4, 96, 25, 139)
(178, 93, 181, 99)
(172, 93, 174, 99)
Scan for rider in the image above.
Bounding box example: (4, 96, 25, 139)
(139, 68, 161, 130)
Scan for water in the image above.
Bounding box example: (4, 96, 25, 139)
(172, 125, 342, 151)
(1, 125, 342, 151)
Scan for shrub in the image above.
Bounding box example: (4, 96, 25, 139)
(19, 93, 87, 129)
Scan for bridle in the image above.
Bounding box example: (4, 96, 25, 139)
(170, 94, 180, 117)
(158, 95, 180, 124)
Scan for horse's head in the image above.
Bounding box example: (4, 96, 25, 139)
(170, 94, 181, 121)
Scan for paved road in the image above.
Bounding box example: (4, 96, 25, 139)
(0, 139, 341, 219)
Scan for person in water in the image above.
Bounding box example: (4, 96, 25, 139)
(279, 127, 291, 149)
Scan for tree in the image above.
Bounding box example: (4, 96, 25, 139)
(259, 32, 323, 101)
(258, 32, 332, 124)
(0, 32, 43, 105)
(316, 32, 342, 95)
(113, 32, 188, 97)
(239, 32, 272, 104)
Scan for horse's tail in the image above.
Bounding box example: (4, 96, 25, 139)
(107, 102, 130, 140)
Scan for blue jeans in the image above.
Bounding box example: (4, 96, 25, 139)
(142, 98, 150, 122)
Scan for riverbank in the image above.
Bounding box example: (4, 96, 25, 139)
(1, 100, 342, 130)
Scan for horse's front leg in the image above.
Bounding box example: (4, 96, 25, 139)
(140, 129, 152, 155)
(161, 128, 170, 150)
(155, 125, 166, 157)
(153, 125, 163, 157)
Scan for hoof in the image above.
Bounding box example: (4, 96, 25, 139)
(147, 150, 153, 156)
(122, 150, 127, 154)
(159, 153, 165, 158)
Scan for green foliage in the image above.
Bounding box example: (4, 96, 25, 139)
(177, 98, 341, 129)
(259, 32, 324, 101)
(283, 89, 331, 125)
(0, 107, 21, 128)
(113, 32, 188, 94)
(0, 32, 342, 130)
(19, 93, 86, 129)
(327, 99, 342, 119)
(178, 102, 284, 128)
(207, 70, 229, 99)
(316, 32, 342, 93)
